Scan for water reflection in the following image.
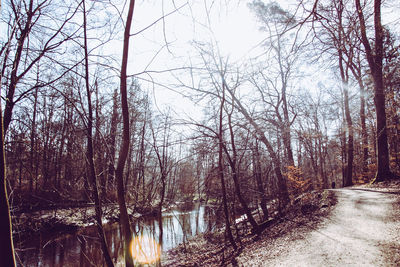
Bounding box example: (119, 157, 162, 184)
(16, 203, 220, 266)
(131, 236, 161, 265)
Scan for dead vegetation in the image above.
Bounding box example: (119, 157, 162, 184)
(163, 189, 337, 266)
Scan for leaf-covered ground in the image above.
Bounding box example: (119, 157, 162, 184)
(164, 179, 400, 266)
(163, 189, 338, 266)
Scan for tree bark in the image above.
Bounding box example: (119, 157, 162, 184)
(0, 105, 16, 267)
(115, 1, 136, 266)
(226, 111, 260, 234)
(30, 87, 38, 191)
(337, 0, 353, 187)
(3, 0, 34, 134)
(360, 83, 369, 179)
(252, 139, 269, 221)
(343, 86, 354, 186)
(82, 2, 114, 266)
(106, 89, 119, 193)
(355, 0, 392, 181)
(350, 62, 369, 180)
(218, 85, 236, 248)
(277, 35, 295, 167)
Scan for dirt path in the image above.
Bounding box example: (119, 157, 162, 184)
(237, 188, 400, 266)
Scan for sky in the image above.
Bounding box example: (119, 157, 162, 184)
(121, 0, 265, 120)
(2, 0, 398, 125)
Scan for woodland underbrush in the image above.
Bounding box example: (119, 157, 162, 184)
(163, 189, 337, 266)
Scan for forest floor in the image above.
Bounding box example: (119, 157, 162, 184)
(163, 179, 400, 266)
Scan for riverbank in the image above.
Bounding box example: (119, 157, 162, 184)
(15, 201, 220, 266)
(163, 189, 338, 266)
(12, 203, 130, 244)
(163, 179, 400, 266)
(11, 200, 195, 244)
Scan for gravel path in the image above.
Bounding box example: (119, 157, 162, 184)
(237, 188, 400, 266)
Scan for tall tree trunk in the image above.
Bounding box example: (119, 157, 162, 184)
(338, 0, 353, 187)
(360, 84, 369, 179)
(115, 1, 136, 266)
(106, 89, 119, 194)
(343, 85, 354, 186)
(351, 70, 369, 180)
(341, 124, 347, 187)
(0, 105, 16, 266)
(151, 119, 169, 253)
(317, 136, 328, 189)
(277, 34, 295, 167)
(252, 139, 269, 221)
(350, 59, 369, 180)
(225, 103, 261, 235)
(82, 2, 114, 266)
(3, 0, 34, 135)
(355, 0, 392, 181)
(30, 87, 38, 191)
(218, 86, 236, 249)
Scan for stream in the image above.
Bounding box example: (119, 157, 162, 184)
(16, 203, 221, 266)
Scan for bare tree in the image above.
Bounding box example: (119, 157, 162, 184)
(82, 1, 114, 265)
(355, 0, 394, 181)
(218, 79, 237, 248)
(1, 0, 81, 135)
(249, 1, 300, 168)
(0, 106, 16, 267)
(114, 0, 135, 266)
(306, 0, 357, 186)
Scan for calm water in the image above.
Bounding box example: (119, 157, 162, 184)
(16, 203, 221, 266)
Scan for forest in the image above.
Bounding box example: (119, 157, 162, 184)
(0, 0, 399, 266)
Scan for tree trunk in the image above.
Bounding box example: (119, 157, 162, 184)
(3, 0, 34, 135)
(252, 139, 269, 221)
(82, 2, 114, 266)
(355, 0, 392, 181)
(115, 1, 136, 266)
(224, 103, 262, 235)
(106, 89, 119, 194)
(218, 86, 236, 249)
(350, 60, 369, 180)
(0, 107, 16, 266)
(360, 84, 369, 179)
(343, 86, 354, 186)
(317, 136, 328, 189)
(30, 87, 38, 191)
(337, 0, 353, 187)
(277, 34, 295, 167)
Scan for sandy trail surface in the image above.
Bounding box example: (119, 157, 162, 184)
(238, 188, 400, 266)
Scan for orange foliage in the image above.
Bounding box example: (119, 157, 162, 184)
(284, 166, 311, 196)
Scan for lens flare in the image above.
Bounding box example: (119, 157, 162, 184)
(130, 235, 161, 264)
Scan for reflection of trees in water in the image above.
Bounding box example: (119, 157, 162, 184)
(162, 213, 178, 249)
(195, 204, 200, 235)
(17, 204, 221, 266)
(107, 223, 122, 262)
(204, 205, 221, 232)
(180, 212, 191, 239)
(131, 220, 161, 266)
